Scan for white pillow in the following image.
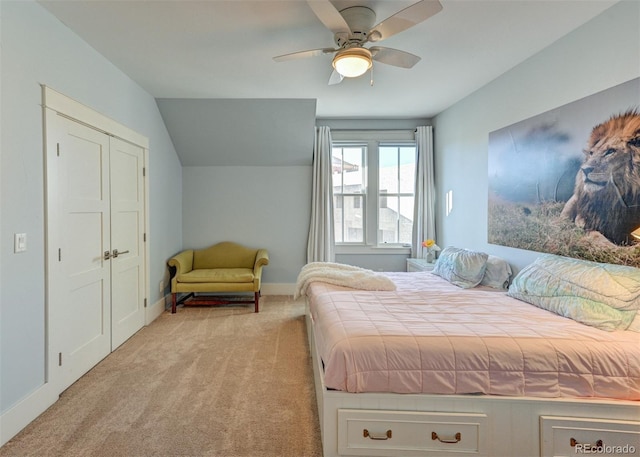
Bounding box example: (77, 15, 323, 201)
(480, 255, 513, 290)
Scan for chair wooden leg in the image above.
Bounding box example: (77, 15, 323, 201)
(254, 291, 260, 313)
(172, 293, 177, 314)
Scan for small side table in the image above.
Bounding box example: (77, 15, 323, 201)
(406, 258, 435, 272)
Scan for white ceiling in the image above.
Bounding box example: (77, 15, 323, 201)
(39, 0, 618, 119)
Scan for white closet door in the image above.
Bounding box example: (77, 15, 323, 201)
(110, 137, 145, 349)
(50, 115, 112, 391)
(47, 113, 147, 392)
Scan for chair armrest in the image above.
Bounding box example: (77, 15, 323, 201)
(253, 249, 269, 290)
(168, 250, 194, 293)
(254, 249, 269, 270)
(168, 250, 194, 276)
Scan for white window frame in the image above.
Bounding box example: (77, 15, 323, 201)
(331, 130, 416, 255)
(332, 141, 367, 246)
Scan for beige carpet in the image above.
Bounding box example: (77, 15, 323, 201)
(1, 296, 323, 457)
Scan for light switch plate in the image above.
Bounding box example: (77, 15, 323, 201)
(14, 233, 27, 253)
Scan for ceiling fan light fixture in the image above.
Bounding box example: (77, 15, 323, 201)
(333, 47, 372, 78)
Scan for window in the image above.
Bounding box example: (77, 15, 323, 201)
(331, 131, 416, 250)
(332, 143, 366, 243)
(378, 144, 416, 245)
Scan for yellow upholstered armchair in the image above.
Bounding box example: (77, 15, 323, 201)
(167, 241, 269, 313)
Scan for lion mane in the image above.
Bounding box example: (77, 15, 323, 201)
(561, 109, 640, 245)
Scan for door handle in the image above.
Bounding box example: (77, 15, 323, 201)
(112, 249, 130, 258)
(104, 251, 112, 260)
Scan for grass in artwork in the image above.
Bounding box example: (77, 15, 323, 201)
(488, 200, 640, 268)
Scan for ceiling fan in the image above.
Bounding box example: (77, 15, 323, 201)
(273, 0, 443, 85)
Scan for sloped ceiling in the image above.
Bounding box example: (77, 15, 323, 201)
(157, 98, 317, 166)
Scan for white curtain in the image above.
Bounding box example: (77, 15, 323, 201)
(412, 126, 436, 258)
(307, 126, 335, 263)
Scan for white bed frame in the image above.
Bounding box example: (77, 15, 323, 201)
(305, 304, 640, 457)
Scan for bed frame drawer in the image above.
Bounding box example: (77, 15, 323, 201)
(337, 409, 487, 456)
(540, 416, 640, 457)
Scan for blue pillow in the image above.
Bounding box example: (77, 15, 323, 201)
(432, 247, 489, 289)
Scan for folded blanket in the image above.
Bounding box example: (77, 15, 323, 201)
(295, 262, 396, 299)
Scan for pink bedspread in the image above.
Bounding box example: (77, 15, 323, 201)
(307, 272, 640, 400)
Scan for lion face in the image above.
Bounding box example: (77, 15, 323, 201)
(577, 111, 640, 195)
(561, 110, 640, 245)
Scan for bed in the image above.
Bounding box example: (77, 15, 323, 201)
(300, 252, 640, 457)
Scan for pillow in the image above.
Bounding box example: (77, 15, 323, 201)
(480, 255, 513, 289)
(432, 247, 489, 288)
(508, 254, 640, 331)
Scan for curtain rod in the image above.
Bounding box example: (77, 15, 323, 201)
(329, 129, 415, 133)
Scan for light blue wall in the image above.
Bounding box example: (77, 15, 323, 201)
(175, 98, 317, 284)
(432, 0, 640, 273)
(181, 166, 312, 283)
(0, 0, 182, 414)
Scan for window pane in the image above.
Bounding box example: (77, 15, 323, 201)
(378, 199, 399, 244)
(378, 195, 414, 244)
(333, 146, 364, 194)
(398, 196, 414, 244)
(342, 195, 363, 242)
(399, 147, 416, 194)
(333, 144, 366, 244)
(379, 147, 399, 194)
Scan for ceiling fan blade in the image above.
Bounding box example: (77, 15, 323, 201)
(307, 0, 351, 35)
(273, 48, 335, 62)
(368, 0, 442, 42)
(370, 47, 421, 68)
(328, 69, 344, 85)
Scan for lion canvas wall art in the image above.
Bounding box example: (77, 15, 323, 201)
(488, 77, 640, 267)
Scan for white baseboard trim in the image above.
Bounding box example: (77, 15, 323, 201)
(0, 382, 58, 447)
(146, 295, 167, 325)
(262, 283, 295, 296)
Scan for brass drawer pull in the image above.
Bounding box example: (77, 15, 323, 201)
(570, 438, 603, 448)
(432, 431, 461, 444)
(363, 429, 392, 440)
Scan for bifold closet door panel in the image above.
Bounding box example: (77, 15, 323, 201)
(50, 115, 112, 392)
(109, 137, 145, 350)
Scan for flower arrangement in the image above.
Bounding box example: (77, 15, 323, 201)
(421, 239, 440, 262)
